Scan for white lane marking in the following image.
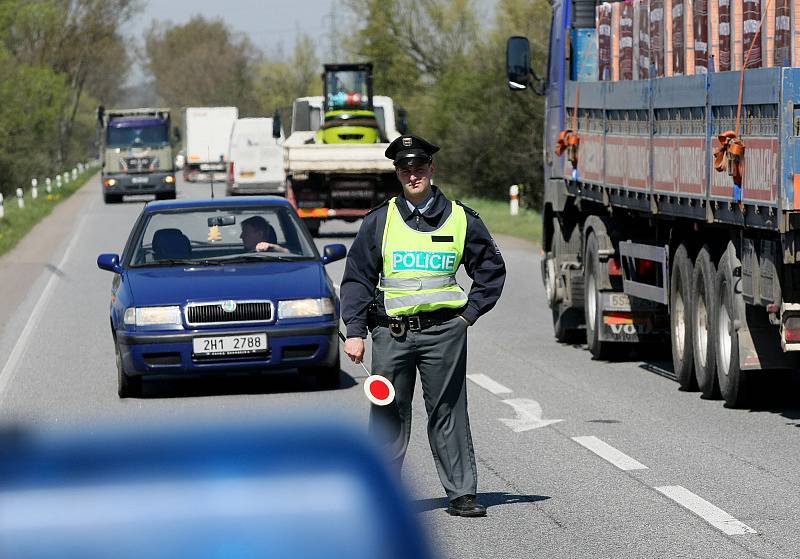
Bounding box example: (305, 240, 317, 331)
(572, 436, 648, 470)
(0, 207, 93, 404)
(655, 485, 757, 536)
(499, 398, 563, 432)
(467, 373, 512, 395)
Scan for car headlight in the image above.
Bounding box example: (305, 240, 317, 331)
(278, 298, 334, 319)
(124, 306, 182, 326)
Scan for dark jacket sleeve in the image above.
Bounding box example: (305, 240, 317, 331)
(341, 212, 383, 338)
(459, 214, 506, 325)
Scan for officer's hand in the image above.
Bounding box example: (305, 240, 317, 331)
(344, 337, 365, 364)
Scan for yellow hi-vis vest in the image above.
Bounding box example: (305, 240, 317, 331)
(380, 197, 468, 316)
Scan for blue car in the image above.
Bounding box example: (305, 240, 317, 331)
(97, 196, 346, 398)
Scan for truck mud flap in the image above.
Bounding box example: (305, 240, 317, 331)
(596, 291, 668, 343)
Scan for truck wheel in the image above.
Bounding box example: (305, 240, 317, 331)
(116, 341, 142, 398)
(304, 219, 321, 237)
(584, 232, 613, 359)
(547, 216, 582, 342)
(714, 244, 750, 408)
(670, 244, 697, 390)
(692, 245, 720, 399)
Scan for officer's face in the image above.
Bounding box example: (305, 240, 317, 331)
(396, 159, 434, 200)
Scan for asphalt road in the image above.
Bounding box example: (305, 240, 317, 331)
(1, 175, 800, 558)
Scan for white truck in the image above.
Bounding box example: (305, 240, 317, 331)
(226, 117, 285, 196)
(183, 106, 239, 182)
(283, 95, 407, 235)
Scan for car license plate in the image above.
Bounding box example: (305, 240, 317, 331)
(192, 333, 267, 356)
(131, 177, 149, 184)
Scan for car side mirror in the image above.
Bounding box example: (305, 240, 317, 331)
(272, 113, 282, 139)
(322, 244, 346, 265)
(97, 253, 122, 273)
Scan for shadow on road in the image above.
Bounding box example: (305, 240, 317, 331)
(414, 492, 550, 513)
(136, 369, 357, 399)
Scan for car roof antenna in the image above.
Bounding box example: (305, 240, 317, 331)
(208, 147, 215, 199)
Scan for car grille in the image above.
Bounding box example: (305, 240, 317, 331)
(186, 301, 273, 325)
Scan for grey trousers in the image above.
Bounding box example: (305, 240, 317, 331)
(369, 316, 477, 501)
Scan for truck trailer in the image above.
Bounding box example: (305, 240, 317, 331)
(508, 0, 800, 408)
(97, 107, 176, 203)
(183, 106, 239, 183)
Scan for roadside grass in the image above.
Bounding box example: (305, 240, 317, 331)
(0, 168, 97, 258)
(448, 192, 541, 245)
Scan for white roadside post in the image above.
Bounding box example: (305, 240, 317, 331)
(56, 175, 62, 190)
(45, 177, 52, 195)
(0, 193, 4, 219)
(72, 168, 77, 180)
(31, 178, 38, 200)
(63, 172, 69, 184)
(509, 184, 520, 216)
(16, 187, 24, 209)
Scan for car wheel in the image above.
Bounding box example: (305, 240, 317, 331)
(302, 348, 341, 390)
(116, 341, 142, 398)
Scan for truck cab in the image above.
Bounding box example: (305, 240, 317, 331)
(98, 107, 177, 204)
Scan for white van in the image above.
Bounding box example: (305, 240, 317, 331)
(226, 117, 285, 196)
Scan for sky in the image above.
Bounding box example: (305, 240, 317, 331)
(128, 0, 499, 61)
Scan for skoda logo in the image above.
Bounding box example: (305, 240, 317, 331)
(221, 300, 237, 313)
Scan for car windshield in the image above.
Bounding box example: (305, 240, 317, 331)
(128, 206, 317, 267)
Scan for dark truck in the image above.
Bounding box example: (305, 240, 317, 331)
(508, 0, 800, 408)
(97, 107, 177, 203)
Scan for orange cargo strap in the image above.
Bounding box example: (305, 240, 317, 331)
(714, 0, 773, 189)
(556, 129, 580, 169)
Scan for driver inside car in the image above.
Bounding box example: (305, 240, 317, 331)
(240, 216, 290, 253)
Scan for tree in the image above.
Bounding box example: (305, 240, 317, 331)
(145, 16, 259, 114)
(343, 0, 551, 205)
(254, 33, 322, 126)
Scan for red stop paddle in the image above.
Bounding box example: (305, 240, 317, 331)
(338, 331, 395, 406)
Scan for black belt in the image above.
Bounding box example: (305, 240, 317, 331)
(374, 309, 461, 335)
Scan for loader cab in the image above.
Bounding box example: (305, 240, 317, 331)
(318, 63, 381, 144)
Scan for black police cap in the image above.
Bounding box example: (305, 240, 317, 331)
(385, 134, 440, 164)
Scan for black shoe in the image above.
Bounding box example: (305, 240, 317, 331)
(447, 495, 487, 517)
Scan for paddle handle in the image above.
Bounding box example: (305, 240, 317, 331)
(338, 330, 372, 376)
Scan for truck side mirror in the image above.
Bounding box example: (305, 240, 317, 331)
(272, 113, 282, 139)
(396, 108, 409, 135)
(506, 36, 531, 91)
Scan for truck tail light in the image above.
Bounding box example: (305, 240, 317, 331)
(784, 316, 800, 343)
(607, 257, 622, 276)
(228, 161, 235, 183)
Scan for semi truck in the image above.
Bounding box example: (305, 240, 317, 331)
(183, 106, 239, 182)
(507, 0, 800, 408)
(97, 107, 176, 203)
(283, 63, 406, 236)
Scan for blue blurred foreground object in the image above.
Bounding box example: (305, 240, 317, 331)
(0, 419, 432, 559)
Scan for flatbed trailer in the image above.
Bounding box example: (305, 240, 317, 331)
(507, 0, 800, 408)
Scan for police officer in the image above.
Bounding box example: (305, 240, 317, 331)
(341, 134, 506, 517)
